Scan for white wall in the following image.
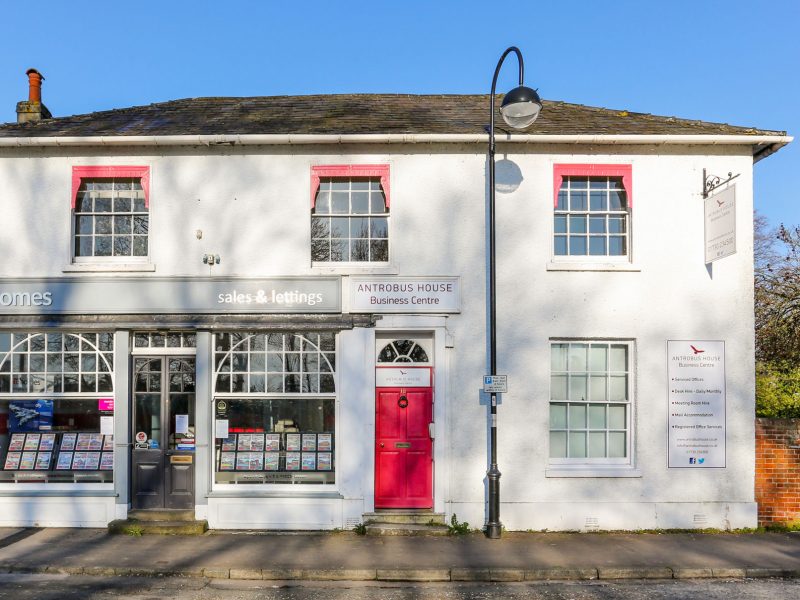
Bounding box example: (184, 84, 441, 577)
(0, 142, 757, 529)
(0, 496, 116, 527)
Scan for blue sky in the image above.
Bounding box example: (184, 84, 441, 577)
(1, 0, 797, 228)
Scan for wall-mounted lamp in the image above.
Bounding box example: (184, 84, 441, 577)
(202, 253, 220, 265)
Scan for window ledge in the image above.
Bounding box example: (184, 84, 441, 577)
(0, 489, 118, 497)
(546, 262, 640, 272)
(208, 490, 343, 499)
(312, 264, 398, 275)
(546, 467, 641, 478)
(63, 263, 156, 273)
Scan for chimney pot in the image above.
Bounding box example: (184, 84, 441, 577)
(26, 68, 44, 102)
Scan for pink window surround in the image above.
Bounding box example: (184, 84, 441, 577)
(553, 164, 632, 208)
(71, 166, 151, 209)
(310, 165, 390, 209)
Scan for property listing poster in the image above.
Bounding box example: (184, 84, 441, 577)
(667, 340, 726, 468)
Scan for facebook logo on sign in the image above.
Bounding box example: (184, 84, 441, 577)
(689, 457, 696, 464)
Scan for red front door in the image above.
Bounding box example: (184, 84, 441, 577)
(375, 386, 433, 508)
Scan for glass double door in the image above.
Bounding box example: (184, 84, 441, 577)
(131, 356, 196, 510)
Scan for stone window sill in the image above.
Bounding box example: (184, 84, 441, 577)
(63, 263, 156, 273)
(208, 490, 343, 499)
(312, 263, 399, 275)
(546, 262, 641, 272)
(546, 467, 641, 478)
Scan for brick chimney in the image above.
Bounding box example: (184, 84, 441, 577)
(16, 68, 52, 123)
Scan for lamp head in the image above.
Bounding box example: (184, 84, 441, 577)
(500, 85, 542, 129)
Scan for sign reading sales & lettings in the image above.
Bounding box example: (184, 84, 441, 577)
(667, 340, 726, 468)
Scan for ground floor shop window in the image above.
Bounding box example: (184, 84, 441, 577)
(213, 332, 336, 485)
(549, 340, 631, 465)
(0, 332, 115, 483)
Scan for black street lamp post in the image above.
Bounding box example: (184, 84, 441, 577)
(485, 47, 542, 539)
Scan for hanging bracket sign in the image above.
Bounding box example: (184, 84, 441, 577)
(702, 168, 740, 199)
(704, 186, 736, 263)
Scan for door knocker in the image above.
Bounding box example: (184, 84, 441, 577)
(398, 395, 408, 409)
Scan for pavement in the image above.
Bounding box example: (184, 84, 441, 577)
(0, 527, 799, 582)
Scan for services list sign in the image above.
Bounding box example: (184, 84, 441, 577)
(667, 340, 726, 468)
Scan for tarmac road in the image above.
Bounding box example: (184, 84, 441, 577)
(1, 573, 799, 600)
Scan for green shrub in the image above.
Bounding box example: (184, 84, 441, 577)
(756, 361, 800, 418)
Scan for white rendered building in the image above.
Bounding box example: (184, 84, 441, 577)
(0, 72, 791, 530)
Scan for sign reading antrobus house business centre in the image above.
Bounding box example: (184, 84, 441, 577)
(0, 278, 341, 314)
(667, 340, 726, 468)
(349, 277, 460, 313)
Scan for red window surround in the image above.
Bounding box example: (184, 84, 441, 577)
(310, 165, 390, 208)
(71, 166, 151, 209)
(553, 164, 632, 208)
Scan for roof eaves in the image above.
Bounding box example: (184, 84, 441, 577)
(0, 132, 792, 154)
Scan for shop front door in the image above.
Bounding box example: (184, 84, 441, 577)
(131, 357, 196, 510)
(374, 385, 433, 508)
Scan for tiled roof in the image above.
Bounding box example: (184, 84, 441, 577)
(0, 94, 786, 138)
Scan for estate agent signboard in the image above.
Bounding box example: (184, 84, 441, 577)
(0, 277, 342, 314)
(667, 340, 726, 468)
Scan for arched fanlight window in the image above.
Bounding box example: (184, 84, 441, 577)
(377, 339, 429, 364)
(0, 332, 114, 394)
(213, 332, 336, 394)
